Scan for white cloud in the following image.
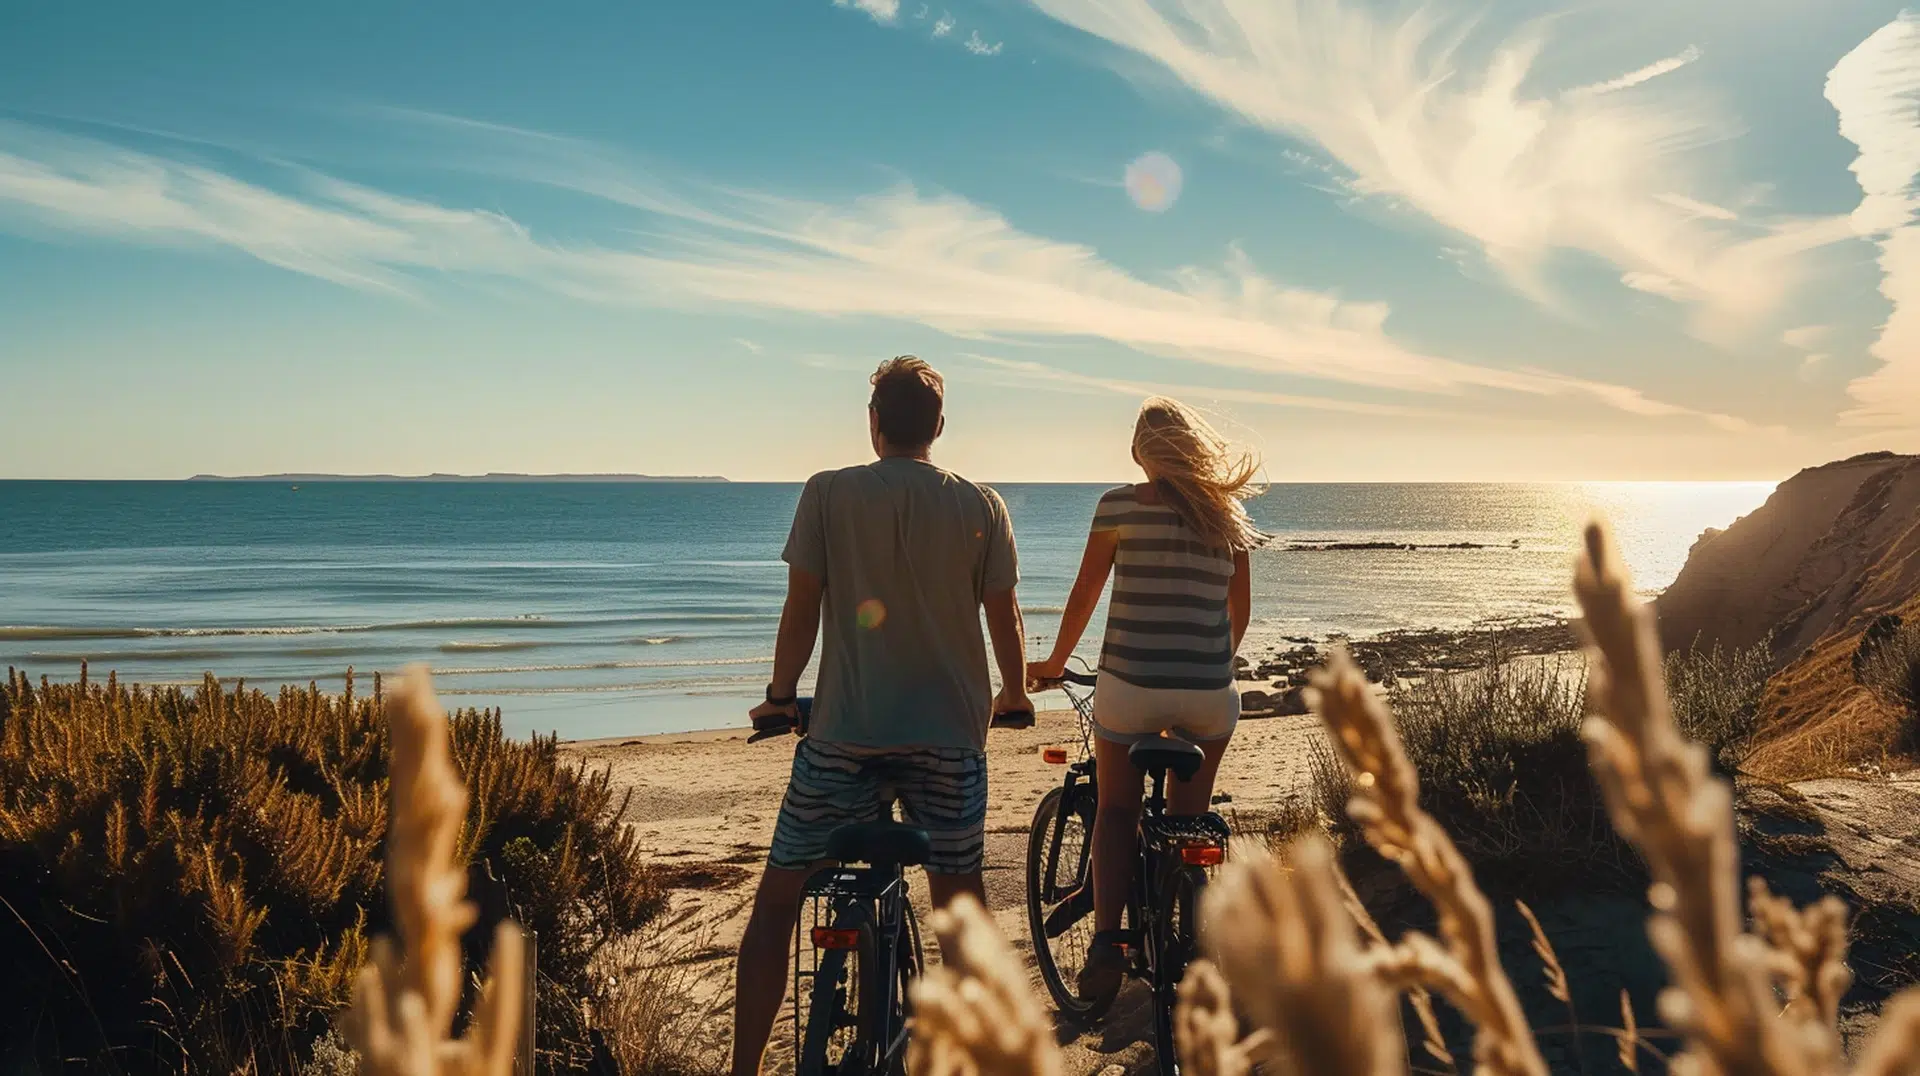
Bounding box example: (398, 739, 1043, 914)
(1569, 46, 1702, 97)
(1782, 324, 1831, 351)
(1782, 324, 1830, 383)
(0, 119, 1754, 433)
(1655, 192, 1739, 222)
(834, 0, 900, 24)
(1621, 272, 1689, 300)
(735, 338, 765, 353)
(1827, 10, 1920, 429)
(933, 14, 955, 37)
(964, 31, 1003, 56)
(1023, 0, 1848, 331)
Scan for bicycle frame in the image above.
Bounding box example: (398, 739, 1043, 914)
(793, 793, 924, 1076)
(1032, 663, 1229, 1076)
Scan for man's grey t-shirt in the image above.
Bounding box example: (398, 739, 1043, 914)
(782, 457, 1018, 753)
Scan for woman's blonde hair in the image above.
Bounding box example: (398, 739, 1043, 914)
(1132, 396, 1268, 552)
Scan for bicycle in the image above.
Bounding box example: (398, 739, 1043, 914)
(751, 698, 1034, 1076)
(1024, 664, 1230, 1076)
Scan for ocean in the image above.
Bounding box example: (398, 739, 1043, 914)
(0, 480, 1774, 739)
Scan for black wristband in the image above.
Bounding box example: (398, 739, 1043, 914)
(765, 684, 797, 706)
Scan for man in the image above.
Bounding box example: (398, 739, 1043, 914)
(730, 356, 1031, 1076)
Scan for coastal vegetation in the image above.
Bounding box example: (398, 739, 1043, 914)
(914, 524, 1920, 1076)
(1305, 635, 1772, 895)
(0, 666, 658, 1074)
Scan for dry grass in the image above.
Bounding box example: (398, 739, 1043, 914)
(1854, 619, 1920, 753)
(1306, 639, 1772, 896)
(909, 519, 1920, 1076)
(594, 917, 729, 1076)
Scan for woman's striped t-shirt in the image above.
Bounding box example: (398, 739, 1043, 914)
(1092, 484, 1236, 691)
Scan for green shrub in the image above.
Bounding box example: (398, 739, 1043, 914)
(0, 665, 663, 1074)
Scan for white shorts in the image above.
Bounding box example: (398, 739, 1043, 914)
(1093, 675, 1240, 746)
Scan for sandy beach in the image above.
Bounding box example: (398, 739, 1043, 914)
(563, 708, 1331, 1075)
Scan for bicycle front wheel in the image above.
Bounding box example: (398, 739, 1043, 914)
(1025, 783, 1107, 1022)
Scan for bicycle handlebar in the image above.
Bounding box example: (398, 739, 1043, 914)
(1036, 669, 1098, 689)
(748, 698, 1037, 741)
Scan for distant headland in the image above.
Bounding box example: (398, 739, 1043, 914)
(186, 472, 729, 483)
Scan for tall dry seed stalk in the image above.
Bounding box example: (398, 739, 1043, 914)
(1306, 649, 1548, 1076)
(907, 894, 1063, 1076)
(895, 518, 1920, 1076)
(342, 667, 526, 1076)
(1569, 522, 1901, 1076)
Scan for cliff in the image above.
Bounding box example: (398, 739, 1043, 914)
(1654, 451, 1920, 777)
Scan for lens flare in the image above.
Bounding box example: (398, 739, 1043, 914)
(856, 599, 888, 631)
(1125, 152, 1182, 212)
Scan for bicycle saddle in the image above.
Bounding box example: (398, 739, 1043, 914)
(825, 821, 933, 868)
(1128, 738, 1205, 783)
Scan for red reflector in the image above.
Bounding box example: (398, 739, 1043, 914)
(812, 927, 861, 950)
(1042, 747, 1069, 765)
(1180, 844, 1225, 867)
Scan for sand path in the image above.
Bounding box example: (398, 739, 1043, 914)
(564, 709, 1330, 1075)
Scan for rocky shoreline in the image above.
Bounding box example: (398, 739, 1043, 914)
(1235, 615, 1580, 716)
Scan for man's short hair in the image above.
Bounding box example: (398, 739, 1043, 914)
(869, 356, 945, 449)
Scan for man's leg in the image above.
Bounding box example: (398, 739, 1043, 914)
(925, 870, 987, 911)
(733, 739, 878, 1076)
(729, 865, 811, 1076)
(899, 746, 990, 919)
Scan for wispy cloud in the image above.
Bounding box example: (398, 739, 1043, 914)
(735, 338, 765, 354)
(0, 121, 532, 298)
(1826, 10, 1920, 429)
(966, 354, 1433, 417)
(1569, 45, 1702, 97)
(1023, 0, 1848, 334)
(834, 0, 901, 24)
(933, 13, 955, 37)
(0, 118, 1754, 433)
(964, 31, 1003, 56)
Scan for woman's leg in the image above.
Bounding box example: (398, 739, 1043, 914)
(1167, 734, 1231, 817)
(1091, 734, 1144, 933)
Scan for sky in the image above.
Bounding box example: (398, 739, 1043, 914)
(1, 0, 1916, 482)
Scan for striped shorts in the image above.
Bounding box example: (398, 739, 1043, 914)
(768, 739, 988, 875)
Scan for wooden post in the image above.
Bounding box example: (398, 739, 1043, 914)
(519, 929, 538, 1076)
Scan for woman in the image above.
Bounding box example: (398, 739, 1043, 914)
(1027, 396, 1265, 1003)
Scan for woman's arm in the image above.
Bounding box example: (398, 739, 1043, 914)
(1030, 529, 1118, 680)
(1228, 549, 1251, 655)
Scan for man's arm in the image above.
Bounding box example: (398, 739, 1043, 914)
(750, 564, 823, 719)
(982, 587, 1031, 713)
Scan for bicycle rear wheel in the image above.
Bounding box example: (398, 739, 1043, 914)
(1150, 865, 1207, 1076)
(876, 901, 923, 1076)
(1025, 783, 1108, 1022)
(797, 904, 877, 1076)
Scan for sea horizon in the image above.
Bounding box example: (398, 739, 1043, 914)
(1, 478, 1777, 741)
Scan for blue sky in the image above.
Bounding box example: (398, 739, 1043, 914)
(1, 0, 1916, 481)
